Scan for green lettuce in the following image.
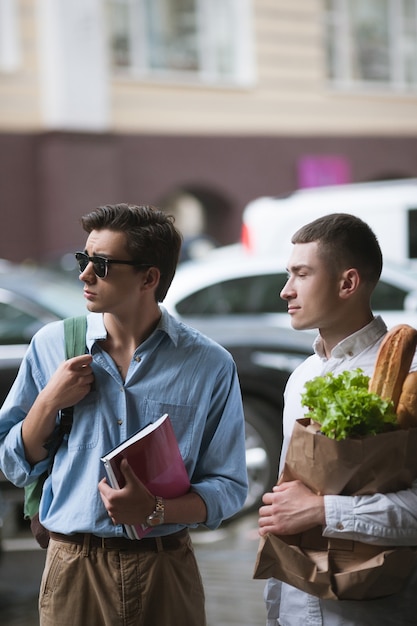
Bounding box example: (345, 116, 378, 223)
(301, 369, 397, 440)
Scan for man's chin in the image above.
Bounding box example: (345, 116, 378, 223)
(290, 319, 313, 332)
(85, 302, 102, 313)
(290, 319, 305, 330)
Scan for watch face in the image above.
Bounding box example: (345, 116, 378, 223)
(146, 496, 164, 527)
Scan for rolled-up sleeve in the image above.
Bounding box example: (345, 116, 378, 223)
(0, 324, 64, 487)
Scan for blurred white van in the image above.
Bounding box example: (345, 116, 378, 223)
(241, 179, 417, 266)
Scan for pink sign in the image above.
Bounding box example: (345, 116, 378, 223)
(298, 155, 351, 188)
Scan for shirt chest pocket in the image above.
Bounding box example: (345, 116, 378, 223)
(143, 398, 196, 460)
(67, 389, 100, 450)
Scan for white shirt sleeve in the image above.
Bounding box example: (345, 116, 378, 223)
(323, 477, 417, 546)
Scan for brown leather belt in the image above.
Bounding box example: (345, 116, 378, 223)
(49, 528, 188, 552)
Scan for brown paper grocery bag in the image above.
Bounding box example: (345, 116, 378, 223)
(254, 532, 417, 600)
(253, 419, 417, 599)
(254, 532, 336, 600)
(280, 419, 417, 495)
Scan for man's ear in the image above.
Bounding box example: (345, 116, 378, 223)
(142, 267, 160, 289)
(339, 268, 360, 298)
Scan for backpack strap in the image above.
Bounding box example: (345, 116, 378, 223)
(64, 315, 88, 360)
(59, 315, 88, 435)
(23, 315, 88, 522)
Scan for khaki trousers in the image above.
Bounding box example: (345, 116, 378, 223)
(39, 532, 206, 626)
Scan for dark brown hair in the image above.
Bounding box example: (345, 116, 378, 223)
(81, 204, 182, 301)
(292, 213, 382, 286)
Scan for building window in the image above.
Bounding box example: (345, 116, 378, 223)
(0, 0, 20, 73)
(325, 0, 417, 91)
(105, 0, 254, 86)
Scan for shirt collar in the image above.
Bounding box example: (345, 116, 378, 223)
(85, 306, 180, 351)
(156, 306, 180, 347)
(313, 315, 387, 361)
(86, 313, 106, 351)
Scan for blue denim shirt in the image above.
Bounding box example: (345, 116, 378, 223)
(0, 308, 248, 537)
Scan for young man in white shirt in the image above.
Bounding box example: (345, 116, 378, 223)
(258, 212, 417, 625)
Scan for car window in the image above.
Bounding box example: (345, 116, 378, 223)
(371, 280, 408, 311)
(0, 301, 44, 344)
(32, 281, 86, 319)
(175, 273, 289, 315)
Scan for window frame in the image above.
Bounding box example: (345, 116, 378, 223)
(105, 0, 255, 87)
(175, 272, 290, 317)
(324, 0, 417, 92)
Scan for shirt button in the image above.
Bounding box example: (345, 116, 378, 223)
(135, 356, 141, 362)
(117, 420, 123, 426)
(336, 522, 344, 530)
(347, 351, 354, 357)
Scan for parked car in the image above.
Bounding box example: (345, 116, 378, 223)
(164, 245, 417, 513)
(0, 263, 86, 401)
(0, 263, 86, 539)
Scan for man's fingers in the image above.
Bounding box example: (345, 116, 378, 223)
(69, 354, 93, 368)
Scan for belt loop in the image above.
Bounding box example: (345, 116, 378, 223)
(155, 536, 164, 552)
(82, 533, 91, 557)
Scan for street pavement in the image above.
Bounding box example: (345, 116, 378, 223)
(0, 513, 267, 626)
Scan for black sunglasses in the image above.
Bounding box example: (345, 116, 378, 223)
(75, 252, 152, 279)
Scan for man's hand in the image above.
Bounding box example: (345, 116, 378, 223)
(22, 354, 94, 464)
(40, 354, 94, 412)
(98, 459, 155, 526)
(258, 480, 325, 537)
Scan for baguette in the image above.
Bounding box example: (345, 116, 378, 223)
(368, 324, 417, 410)
(396, 371, 417, 428)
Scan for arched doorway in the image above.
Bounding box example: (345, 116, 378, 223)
(159, 185, 235, 262)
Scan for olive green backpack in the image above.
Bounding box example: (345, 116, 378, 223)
(23, 315, 87, 546)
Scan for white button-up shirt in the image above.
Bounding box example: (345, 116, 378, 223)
(266, 316, 417, 626)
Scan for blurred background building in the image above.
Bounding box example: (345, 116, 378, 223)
(1, 0, 417, 264)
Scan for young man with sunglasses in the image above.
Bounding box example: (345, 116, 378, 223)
(0, 204, 248, 626)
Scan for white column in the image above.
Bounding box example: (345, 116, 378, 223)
(0, 0, 21, 72)
(37, 0, 110, 130)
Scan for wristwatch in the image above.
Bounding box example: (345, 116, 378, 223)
(145, 496, 165, 527)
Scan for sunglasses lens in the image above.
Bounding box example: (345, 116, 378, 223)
(75, 253, 89, 273)
(93, 259, 106, 278)
(75, 253, 107, 277)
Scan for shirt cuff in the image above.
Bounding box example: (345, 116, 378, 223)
(1, 422, 52, 486)
(323, 494, 355, 537)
